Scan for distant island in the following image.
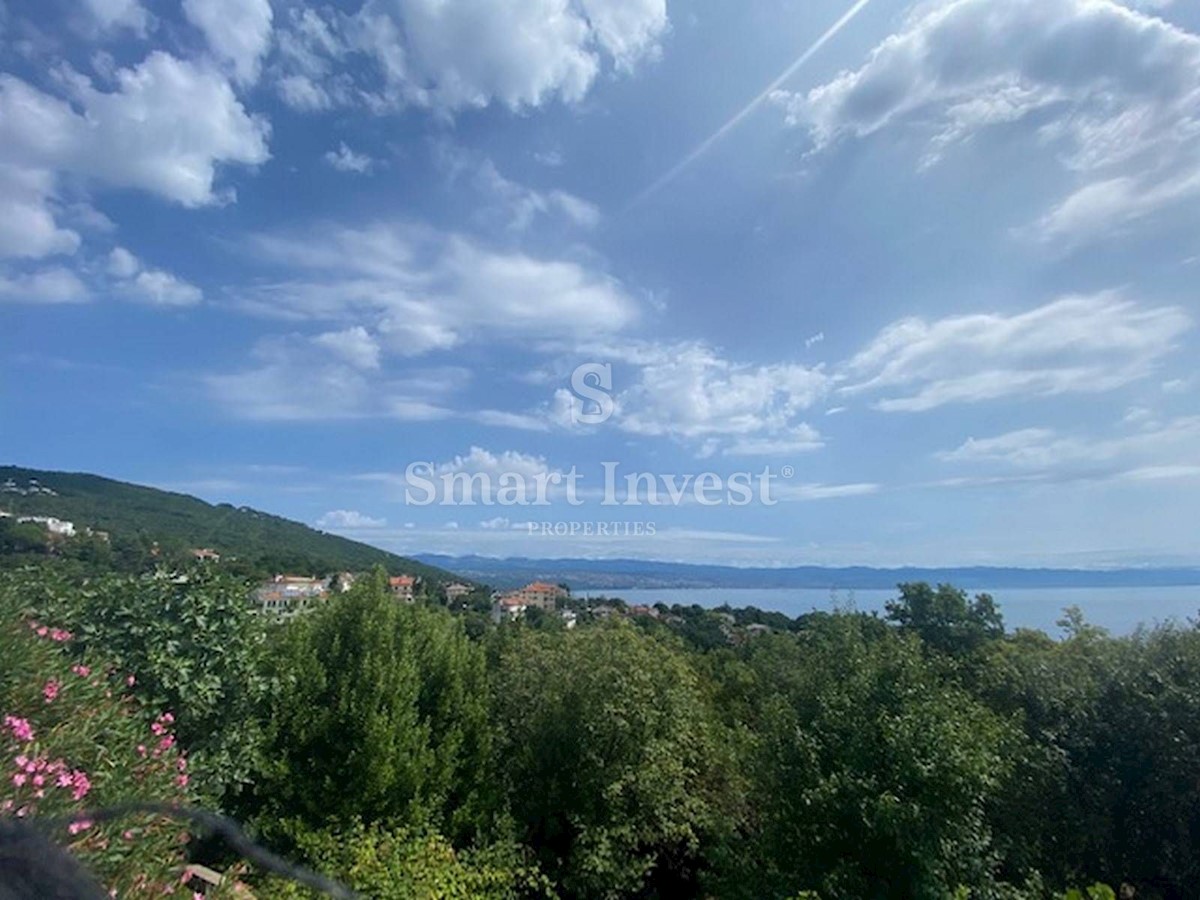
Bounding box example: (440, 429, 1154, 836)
(416, 553, 1200, 591)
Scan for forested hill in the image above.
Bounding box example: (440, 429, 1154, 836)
(0, 465, 452, 580)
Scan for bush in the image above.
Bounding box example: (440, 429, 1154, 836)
(0, 590, 195, 897)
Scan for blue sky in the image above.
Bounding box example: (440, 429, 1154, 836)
(2, 0, 1199, 567)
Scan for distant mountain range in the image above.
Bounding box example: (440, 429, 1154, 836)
(415, 554, 1200, 592)
(1, 465, 455, 581)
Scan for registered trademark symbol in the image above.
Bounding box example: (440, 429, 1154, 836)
(781, 465, 795, 478)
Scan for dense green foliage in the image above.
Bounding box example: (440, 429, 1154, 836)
(254, 572, 492, 841)
(5, 563, 1200, 899)
(0, 465, 453, 580)
(0, 581, 198, 897)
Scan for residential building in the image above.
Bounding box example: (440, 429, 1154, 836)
(191, 548, 221, 563)
(255, 575, 329, 618)
(492, 595, 528, 623)
(503, 581, 568, 611)
(389, 574, 417, 602)
(444, 582, 473, 603)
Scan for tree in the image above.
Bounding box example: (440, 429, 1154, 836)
(885, 581, 1005, 656)
(490, 620, 738, 898)
(716, 617, 1018, 899)
(256, 571, 492, 843)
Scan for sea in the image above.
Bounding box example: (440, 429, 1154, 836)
(577, 586, 1200, 636)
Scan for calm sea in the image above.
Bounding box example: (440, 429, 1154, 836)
(579, 586, 1200, 636)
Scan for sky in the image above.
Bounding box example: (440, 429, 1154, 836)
(2, 0, 1199, 568)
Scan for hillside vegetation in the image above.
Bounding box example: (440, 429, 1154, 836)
(0, 465, 452, 581)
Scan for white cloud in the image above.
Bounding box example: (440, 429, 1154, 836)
(80, 0, 148, 35)
(274, 0, 668, 114)
(324, 142, 375, 174)
(937, 415, 1200, 481)
(433, 142, 600, 231)
(0, 165, 80, 259)
(240, 222, 639, 353)
(207, 334, 461, 421)
(777, 481, 880, 501)
(317, 509, 387, 529)
(778, 0, 1200, 245)
(0, 53, 268, 269)
(105, 247, 202, 307)
(107, 247, 139, 278)
(313, 326, 381, 370)
(0, 267, 88, 304)
(183, 0, 273, 86)
(0, 54, 268, 206)
(840, 292, 1191, 411)
(127, 269, 203, 307)
(518, 340, 828, 456)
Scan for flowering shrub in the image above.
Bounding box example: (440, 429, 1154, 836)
(1, 607, 197, 897)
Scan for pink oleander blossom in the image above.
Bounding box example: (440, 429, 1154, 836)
(42, 679, 61, 703)
(67, 819, 92, 835)
(71, 664, 91, 678)
(49, 628, 72, 642)
(3, 715, 35, 742)
(70, 770, 91, 801)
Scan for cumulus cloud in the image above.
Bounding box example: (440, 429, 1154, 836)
(317, 509, 387, 529)
(106, 247, 203, 307)
(274, 0, 668, 114)
(0, 267, 89, 304)
(532, 340, 829, 457)
(0, 165, 80, 259)
(324, 142, 375, 174)
(840, 292, 1191, 411)
(239, 221, 639, 354)
(0, 53, 268, 272)
(313, 326, 382, 370)
(183, 0, 273, 86)
(79, 0, 149, 35)
(777, 0, 1200, 245)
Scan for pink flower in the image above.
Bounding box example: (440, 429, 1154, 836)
(176, 774, 189, 789)
(67, 819, 93, 835)
(151, 721, 165, 736)
(35, 626, 48, 638)
(42, 679, 61, 703)
(3, 715, 35, 742)
(136, 744, 147, 757)
(126, 674, 136, 687)
(70, 770, 91, 801)
(71, 664, 91, 678)
(158, 735, 175, 752)
(49, 628, 72, 642)
(161, 712, 175, 724)
(12, 773, 26, 787)
(176, 757, 187, 772)
(122, 830, 134, 841)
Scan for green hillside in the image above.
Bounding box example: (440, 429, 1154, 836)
(0, 465, 454, 581)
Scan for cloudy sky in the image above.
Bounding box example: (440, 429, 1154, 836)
(3, 0, 1199, 567)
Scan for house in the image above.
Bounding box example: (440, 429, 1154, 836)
(332, 572, 356, 593)
(444, 582, 473, 603)
(191, 548, 221, 563)
(492, 595, 528, 623)
(504, 581, 568, 611)
(255, 575, 329, 617)
(389, 574, 417, 602)
(560, 609, 578, 629)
